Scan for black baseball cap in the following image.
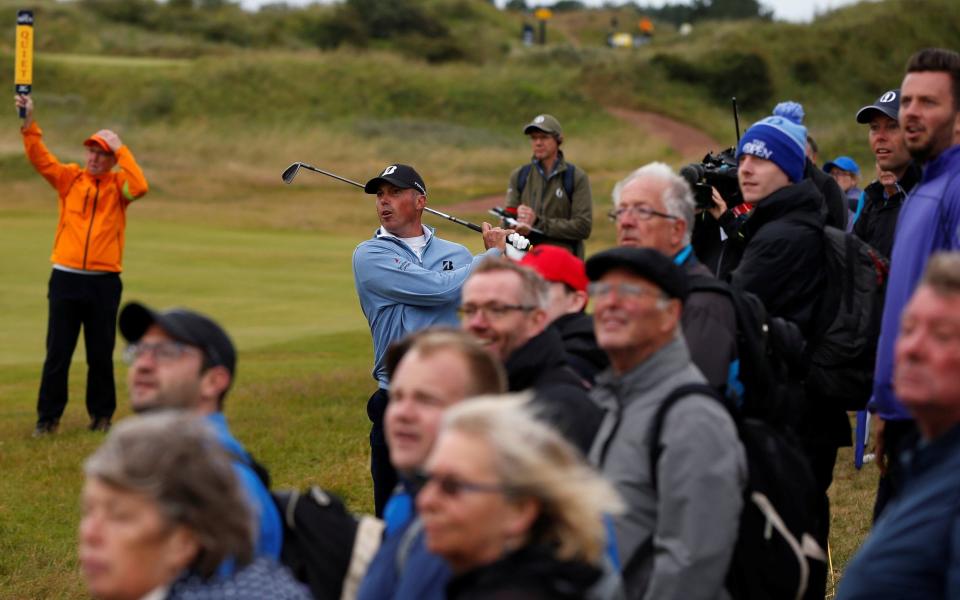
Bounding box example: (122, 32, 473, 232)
(585, 247, 688, 301)
(119, 302, 237, 376)
(856, 89, 900, 123)
(364, 164, 427, 196)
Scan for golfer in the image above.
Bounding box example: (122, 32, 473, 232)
(353, 163, 510, 516)
(17, 95, 149, 437)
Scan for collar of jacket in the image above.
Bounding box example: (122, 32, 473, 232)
(373, 224, 435, 259)
(902, 421, 960, 478)
(504, 326, 568, 390)
(922, 144, 960, 182)
(531, 150, 568, 179)
(741, 178, 824, 240)
(593, 335, 691, 410)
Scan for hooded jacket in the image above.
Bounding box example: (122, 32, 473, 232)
(806, 158, 848, 231)
(551, 311, 609, 385)
(505, 327, 603, 453)
(588, 336, 745, 600)
(724, 179, 826, 336)
(22, 121, 148, 272)
(853, 161, 922, 260)
(447, 545, 604, 600)
(873, 145, 960, 421)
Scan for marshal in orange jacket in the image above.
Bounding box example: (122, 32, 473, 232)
(22, 121, 148, 272)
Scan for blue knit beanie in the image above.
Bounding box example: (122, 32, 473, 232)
(736, 110, 808, 183)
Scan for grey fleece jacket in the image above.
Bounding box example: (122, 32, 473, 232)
(588, 335, 746, 600)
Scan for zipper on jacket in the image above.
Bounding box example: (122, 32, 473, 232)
(82, 180, 100, 270)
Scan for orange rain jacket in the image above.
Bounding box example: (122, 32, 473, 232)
(22, 122, 148, 272)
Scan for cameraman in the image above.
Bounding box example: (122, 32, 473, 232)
(723, 111, 842, 600)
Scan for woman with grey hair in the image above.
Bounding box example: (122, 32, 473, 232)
(416, 395, 624, 599)
(79, 412, 309, 600)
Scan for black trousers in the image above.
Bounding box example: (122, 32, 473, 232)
(873, 418, 918, 522)
(37, 269, 122, 424)
(367, 387, 397, 518)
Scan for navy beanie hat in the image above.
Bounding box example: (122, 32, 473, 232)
(736, 109, 808, 184)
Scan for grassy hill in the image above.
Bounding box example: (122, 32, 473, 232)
(0, 0, 955, 596)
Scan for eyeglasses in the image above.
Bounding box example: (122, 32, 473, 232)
(608, 205, 679, 222)
(587, 281, 666, 300)
(457, 303, 536, 320)
(123, 341, 199, 365)
(412, 469, 513, 498)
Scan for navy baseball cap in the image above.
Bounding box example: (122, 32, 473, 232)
(856, 89, 900, 123)
(119, 302, 237, 376)
(364, 164, 427, 196)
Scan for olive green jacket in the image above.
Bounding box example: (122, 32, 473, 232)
(505, 152, 592, 258)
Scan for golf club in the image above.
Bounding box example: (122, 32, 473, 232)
(282, 162, 531, 252)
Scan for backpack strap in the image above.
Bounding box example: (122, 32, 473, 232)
(563, 161, 576, 202)
(516, 163, 532, 198)
(648, 383, 730, 493)
(394, 517, 425, 577)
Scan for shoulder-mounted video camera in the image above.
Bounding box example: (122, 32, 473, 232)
(679, 98, 745, 211)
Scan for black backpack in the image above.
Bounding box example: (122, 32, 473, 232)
(648, 383, 826, 600)
(236, 453, 384, 600)
(687, 274, 806, 423)
(805, 226, 889, 411)
(516, 161, 576, 202)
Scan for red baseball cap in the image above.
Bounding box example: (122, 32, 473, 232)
(520, 244, 588, 293)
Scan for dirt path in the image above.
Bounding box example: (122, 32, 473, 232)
(446, 107, 719, 213)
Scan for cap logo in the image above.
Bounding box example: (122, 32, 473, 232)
(556, 188, 563, 198)
(880, 91, 897, 103)
(535, 115, 545, 123)
(741, 139, 773, 160)
(413, 182, 426, 194)
(381, 165, 398, 176)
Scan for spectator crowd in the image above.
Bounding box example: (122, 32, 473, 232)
(16, 47, 960, 600)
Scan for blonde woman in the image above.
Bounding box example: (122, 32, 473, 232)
(416, 396, 623, 599)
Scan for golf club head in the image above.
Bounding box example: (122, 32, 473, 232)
(281, 163, 302, 185)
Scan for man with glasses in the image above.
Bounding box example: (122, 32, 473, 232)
(354, 163, 512, 516)
(118, 301, 282, 564)
(611, 162, 736, 389)
(585, 246, 745, 600)
(460, 257, 602, 452)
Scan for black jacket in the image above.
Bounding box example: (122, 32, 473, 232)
(551, 312, 609, 386)
(504, 327, 603, 453)
(446, 545, 603, 600)
(852, 161, 921, 259)
(806, 158, 848, 231)
(683, 258, 738, 389)
(723, 179, 826, 336)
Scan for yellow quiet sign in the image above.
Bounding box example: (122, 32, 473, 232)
(15, 10, 34, 91)
(534, 7, 553, 21)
